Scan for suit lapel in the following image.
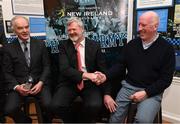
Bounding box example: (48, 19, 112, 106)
(14, 39, 28, 67)
(67, 40, 78, 68)
(85, 38, 91, 71)
(30, 39, 36, 68)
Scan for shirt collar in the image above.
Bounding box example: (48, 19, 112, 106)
(18, 38, 30, 45)
(73, 38, 85, 47)
(142, 33, 159, 48)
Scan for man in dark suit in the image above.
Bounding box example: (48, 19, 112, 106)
(3, 16, 51, 123)
(51, 17, 116, 123)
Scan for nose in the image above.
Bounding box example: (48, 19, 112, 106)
(69, 30, 74, 34)
(138, 25, 143, 32)
(22, 28, 28, 32)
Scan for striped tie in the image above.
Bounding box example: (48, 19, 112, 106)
(23, 42, 30, 67)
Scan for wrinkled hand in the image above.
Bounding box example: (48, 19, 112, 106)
(104, 95, 118, 113)
(15, 84, 30, 96)
(82, 72, 107, 85)
(82, 72, 99, 85)
(29, 81, 43, 95)
(89, 73, 99, 83)
(83, 72, 97, 81)
(94, 71, 107, 84)
(129, 90, 147, 102)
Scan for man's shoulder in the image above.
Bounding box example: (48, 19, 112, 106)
(31, 38, 46, 47)
(3, 42, 17, 54)
(85, 38, 100, 46)
(57, 40, 71, 51)
(4, 39, 18, 48)
(31, 38, 44, 43)
(59, 39, 71, 45)
(125, 37, 140, 48)
(157, 36, 174, 49)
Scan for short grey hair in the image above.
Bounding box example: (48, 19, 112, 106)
(67, 17, 84, 30)
(11, 16, 29, 29)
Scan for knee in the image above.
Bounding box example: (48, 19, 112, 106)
(85, 101, 102, 111)
(4, 104, 18, 115)
(134, 114, 154, 123)
(50, 101, 68, 114)
(42, 100, 51, 110)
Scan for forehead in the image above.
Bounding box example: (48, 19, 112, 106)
(139, 13, 154, 22)
(68, 21, 81, 28)
(14, 18, 29, 27)
(139, 16, 150, 24)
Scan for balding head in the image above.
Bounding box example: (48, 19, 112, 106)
(140, 11, 159, 29)
(138, 11, 159, 42)
(11, 16, 29, 30)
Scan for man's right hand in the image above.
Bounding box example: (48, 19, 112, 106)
(15, 84, 30, 96)
(82, 72, 107, 85)
(82, 72, 97, 82)
(94, 71, 107, 84)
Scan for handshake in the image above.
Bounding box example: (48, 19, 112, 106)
(82, 71, 107, 85)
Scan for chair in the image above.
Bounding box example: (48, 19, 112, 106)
(24, 96, 43, 123)
(126, 102, 162, 123)
(96, 106, 110, 123)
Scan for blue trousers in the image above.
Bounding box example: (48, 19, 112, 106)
(109, 80, 162, 123)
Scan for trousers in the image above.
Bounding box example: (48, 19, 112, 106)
(109, 80, 162, 123)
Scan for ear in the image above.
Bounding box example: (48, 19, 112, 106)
(81, 28, 85, 34)
(154, 24, 158, 31)
(11, 25, 15, 34)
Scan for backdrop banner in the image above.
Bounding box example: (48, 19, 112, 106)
(43, 0, 128, 67)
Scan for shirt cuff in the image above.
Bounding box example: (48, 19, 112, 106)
(39, 81, 44, 85)
(13, 85, 19, 90)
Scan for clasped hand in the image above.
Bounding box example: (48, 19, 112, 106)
(15, 81, 43, 96)
(93, 71, 107, 85)
(83, 71, 106, 85)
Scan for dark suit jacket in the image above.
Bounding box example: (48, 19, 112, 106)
(58, 38, 111, 95)
(3, 38, 50, 91)
(0, 44, 5, 92)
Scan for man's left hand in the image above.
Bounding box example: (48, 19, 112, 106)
(29, 81, 43, 95)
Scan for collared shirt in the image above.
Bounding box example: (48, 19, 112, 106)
(19, 38, 30, 51)
(142, 33, 159, 49)
(74, 38, 87, 72)
(19, 38, 30, 57)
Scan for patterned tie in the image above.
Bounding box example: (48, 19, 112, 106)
(23, 42, 30, 67)
(75, 43, 84, 90)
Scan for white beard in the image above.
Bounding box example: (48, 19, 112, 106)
(69, 36, 79, 42)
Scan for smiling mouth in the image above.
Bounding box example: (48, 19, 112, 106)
(22, 34, 29, 36)
(139, 31, 145, 35)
